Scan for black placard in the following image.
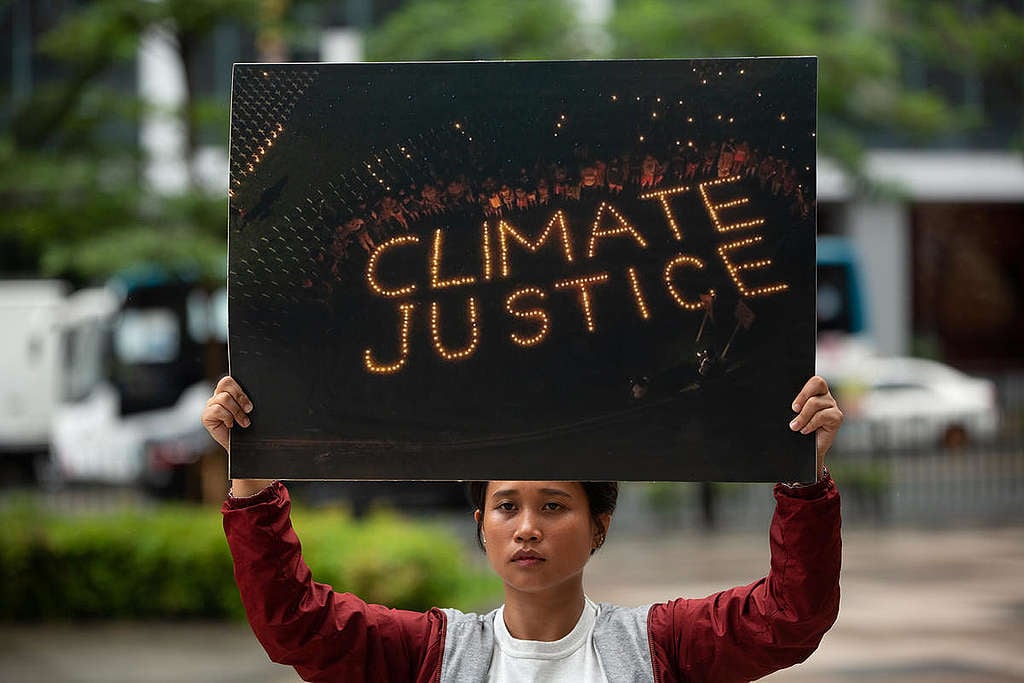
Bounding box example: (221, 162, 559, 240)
(227, 58, 817, 481)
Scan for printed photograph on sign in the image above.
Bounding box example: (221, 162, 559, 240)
(227, 58, 817, 481)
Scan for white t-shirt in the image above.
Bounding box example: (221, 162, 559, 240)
(488, 597, 608, 682)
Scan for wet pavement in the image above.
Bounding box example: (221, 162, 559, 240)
(0, 525, 1022, 682)
(587, 525, 1024, 682)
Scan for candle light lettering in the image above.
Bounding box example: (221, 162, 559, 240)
(586, 202, 649, 258)
(481, 221, 493, 281)
(366, 234, 419, 297)
(699, 176, 766, 233)
(497, 210, 575, 278)
(431, 228, 476, 289)
(717, 236, 789, 297)
(639, 185, 690, 241)
(362, 185, 789, 372)
(430, 297, 481, 360)
(626, 266, 651, 320)
(554, 273, 611, 333)
(364, 301, 415, 374)
(506, 288, 550, 347)
(664, 254, 714, 311)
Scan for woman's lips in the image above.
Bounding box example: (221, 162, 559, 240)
(511, 550, 545, 566)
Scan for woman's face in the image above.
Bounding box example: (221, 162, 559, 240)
(476, 481, 609, 598)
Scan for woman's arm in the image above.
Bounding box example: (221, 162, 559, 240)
(204, 377, 445, 682)
(648, 477, 841, 682)
(222, 483, 445, 682)
(648, 376, 844, 682)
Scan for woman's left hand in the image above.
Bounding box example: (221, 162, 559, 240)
(789, 375, 844, 476)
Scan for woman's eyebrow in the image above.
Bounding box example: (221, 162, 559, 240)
(488, 488, 572, 499)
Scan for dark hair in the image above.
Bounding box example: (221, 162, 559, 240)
(466, 481, 619, 554)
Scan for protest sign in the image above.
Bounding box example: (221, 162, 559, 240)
(227, 58, 817, 481)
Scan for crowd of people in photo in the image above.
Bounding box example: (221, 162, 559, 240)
(322, 137, 814, 279)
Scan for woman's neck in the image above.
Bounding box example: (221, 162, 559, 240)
(501, 583, 586, 641)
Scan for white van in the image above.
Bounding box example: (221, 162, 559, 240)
(0, 280, 69, 457)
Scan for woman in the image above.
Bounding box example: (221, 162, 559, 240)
(205, 375, 843, 682)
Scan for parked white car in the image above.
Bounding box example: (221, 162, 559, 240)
(820, 353, 999, 451)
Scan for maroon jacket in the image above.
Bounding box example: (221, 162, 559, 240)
(223, 477, 840, 682)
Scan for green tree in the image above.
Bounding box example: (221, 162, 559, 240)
(888, 0, 1024, 148)
(368, 0, 1024, 170)
(609, 0, 957, 166)
(610, 0, 1022, 156)
(6, 0, 1020, 279)
(1, 0, 281, 282)
(365, 0, 581, 60)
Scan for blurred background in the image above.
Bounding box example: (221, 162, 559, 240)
(1, 1, 1022, 681)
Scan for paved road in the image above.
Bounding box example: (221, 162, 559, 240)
(587, 525, 1024, 683)
(1, 526, 1022, 682)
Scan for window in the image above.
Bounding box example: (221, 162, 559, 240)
(113, 309, 179, 364)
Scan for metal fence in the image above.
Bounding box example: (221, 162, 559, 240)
(616, 432, 1024, 533)
(852, 370, 1024, 526)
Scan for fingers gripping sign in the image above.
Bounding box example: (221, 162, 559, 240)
(202, 376, 254, 452)
(789, 375, 843, 477)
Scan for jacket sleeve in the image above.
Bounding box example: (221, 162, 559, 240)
(647, 475, 841, 683)
(222, 482, 446, 683)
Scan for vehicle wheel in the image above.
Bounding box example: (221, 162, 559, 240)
(942, 425, 968, 450)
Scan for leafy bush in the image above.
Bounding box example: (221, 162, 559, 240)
(293, 506, 499, 613)
(0, 502, 499, 621)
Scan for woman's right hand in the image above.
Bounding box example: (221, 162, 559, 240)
(203, 377, 273, 497)
(202, 375, 253, 453)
